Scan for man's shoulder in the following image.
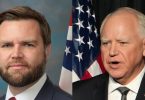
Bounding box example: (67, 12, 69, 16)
(36, 77, 71, 100)
(73, 73, 109, 100)
(73, 73, 109, 89)
(0, 95, 5, 100)
(73, 74, 108, 100)
(52, 86, 72, 100)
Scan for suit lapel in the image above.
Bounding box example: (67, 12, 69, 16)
(35, 77, 55, 100)
(0, 95, 5, 100)
(136, 73, 145, 100)
(0, 78, 53, 100)
(93, 73, 109, 100)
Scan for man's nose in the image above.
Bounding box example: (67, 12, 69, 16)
(11, 45, 24, 59)
(109, 43, 119, 57)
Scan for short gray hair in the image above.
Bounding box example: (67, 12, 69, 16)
(100, 7, 145, 37)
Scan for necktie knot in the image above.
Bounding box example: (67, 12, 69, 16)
(9, 97, 16, 100)
(117, 87, 130, 100)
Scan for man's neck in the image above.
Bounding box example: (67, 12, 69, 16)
(9, 79, 39, 96)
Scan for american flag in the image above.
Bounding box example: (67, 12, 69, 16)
(59, 16, 72, 94)
(72, 0, 105, 82)
(59, 0, 105, 94)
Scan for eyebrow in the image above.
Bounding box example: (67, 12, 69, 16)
(101, 36, 130, 41)
(0, 40, 38, 44)
(100, 37, 110, 42)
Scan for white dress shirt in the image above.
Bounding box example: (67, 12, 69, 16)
(108, 67, 145, 100)
(5, 73, 47, 100)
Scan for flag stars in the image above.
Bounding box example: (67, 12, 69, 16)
(87, 38, 94, 49)
(94, 27, 98, 37)
(75, 34, 85, 45)
(86, 7, 91, 17)
(75, 50, 83, 62)
(65, 46, 71, 56)
(87, 22, 92, 33)
(76, 3, 84, 15)
(92, 13, 96, 20)
(75, 18, 84, 30)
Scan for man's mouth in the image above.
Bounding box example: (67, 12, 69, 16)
(8, 63, 28, 70)
(109, 61, 120, 64)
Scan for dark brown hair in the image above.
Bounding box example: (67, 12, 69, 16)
(0, 6, 51, 46)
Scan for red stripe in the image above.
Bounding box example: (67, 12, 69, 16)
(96, 53, 106, 73)
(81, 71, 92, 80)
(69, 16, 72, 26)
(81, 53, 106, 80)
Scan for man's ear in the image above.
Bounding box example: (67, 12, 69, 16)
(143, 39, 145, 56)
(45, 44, 51, 59)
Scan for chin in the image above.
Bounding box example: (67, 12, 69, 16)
(109, 71, 124, 79)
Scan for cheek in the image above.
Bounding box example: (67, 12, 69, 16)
(101, 51, 108, 68)
(101, 48, 108, 61)
(0, 52, 10, 66)
(143, 50, 145, 56)
(24, 50, 45, 65)
(101, 47, 105, 58)
(121, 46, 143, 66)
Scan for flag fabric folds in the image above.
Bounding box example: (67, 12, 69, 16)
(59, 17, 72, 94)
(59, 0, 105, 94)
(72, 0, 105, 82)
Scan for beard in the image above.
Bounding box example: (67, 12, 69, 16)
(0, 55, 46, 87)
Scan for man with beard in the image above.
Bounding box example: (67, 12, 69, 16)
(0, 6, 71, 100)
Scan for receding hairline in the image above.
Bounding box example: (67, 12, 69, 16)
(100, 7, 145, 37)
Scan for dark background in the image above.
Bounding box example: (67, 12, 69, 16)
(92, 0, 145, 35)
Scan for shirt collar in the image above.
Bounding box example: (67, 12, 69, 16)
(108, 66, 145, 94)
(6, 73, 47, 100)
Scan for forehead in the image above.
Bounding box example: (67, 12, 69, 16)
(0, 19, 42, 41)
(0, 19, 40, 30)
(101, 12, 141, 40)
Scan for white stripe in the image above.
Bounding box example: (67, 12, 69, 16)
(87, 60, 102, 77)
(67, 26, 72, 40)
(59, 67, 72, 94)
(72, 70, 80, 82)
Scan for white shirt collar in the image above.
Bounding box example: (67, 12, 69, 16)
(5, 73, 47, 100)
(108, 66, 145, 94)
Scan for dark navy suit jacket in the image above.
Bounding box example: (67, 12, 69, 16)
(73, 73, 145, 100)
(0, 77, 71, 100)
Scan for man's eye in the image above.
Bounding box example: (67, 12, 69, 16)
(120, 42, 128, 45)
(24, 43, 35, 47)
(101, 42, 109, 45)
(1, 44, 12, 48)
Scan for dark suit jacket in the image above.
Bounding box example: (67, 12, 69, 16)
(73, 73, 145, 100)
(0, 77, 72, 100)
